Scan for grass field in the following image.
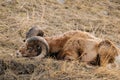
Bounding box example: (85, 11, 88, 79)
(0, 0, 120, 80)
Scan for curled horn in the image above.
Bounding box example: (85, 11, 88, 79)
(23, 26, 44, 42)
(26, 36, 49, 58)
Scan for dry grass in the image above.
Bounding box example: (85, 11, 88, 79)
(0, 0, 120, 80)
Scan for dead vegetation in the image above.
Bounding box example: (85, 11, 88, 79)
(0, 0, 120, 80)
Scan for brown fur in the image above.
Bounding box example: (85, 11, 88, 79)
(44, 30, 100, 54)
(97, 40, 119, 66)
(18, 29, 119, 66)
(18, 30, 98, 57)
(58, 37, 119, 66)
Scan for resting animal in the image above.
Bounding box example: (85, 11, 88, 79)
(17, 27, 120, 66)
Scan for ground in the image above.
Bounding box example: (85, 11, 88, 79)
(0, 0, 120, 80)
